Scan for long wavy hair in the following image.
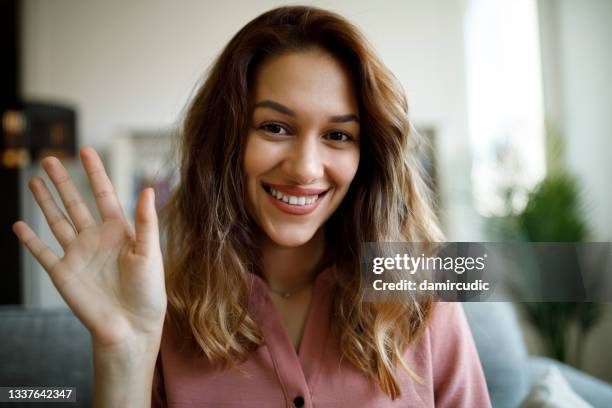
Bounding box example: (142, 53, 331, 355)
(161, 5, 443, 400)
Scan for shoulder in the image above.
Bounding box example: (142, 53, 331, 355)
(426, 302, 476, 364)
(425, 302, 492, 407)
(428, 301, 469, 337)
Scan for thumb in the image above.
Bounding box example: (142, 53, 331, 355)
(134, 188, 160, 257)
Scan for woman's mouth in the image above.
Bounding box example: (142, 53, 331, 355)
(261, 183, 328, 215)
(263, 185, 323, 205)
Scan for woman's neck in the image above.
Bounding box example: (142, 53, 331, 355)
(259, 228, 325, 292)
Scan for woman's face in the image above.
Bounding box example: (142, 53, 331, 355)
(244, 47, 360, 247)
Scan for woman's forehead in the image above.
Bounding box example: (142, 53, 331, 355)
(250, 49, 359, 118)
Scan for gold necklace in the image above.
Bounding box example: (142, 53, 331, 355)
(268, 282, 312, 299)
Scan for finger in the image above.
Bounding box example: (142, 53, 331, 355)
(29, 177, 77, 249)
(12, 221, 60, 274)
(134, 188, 160, 257)
(41, 156, 97, 232)
(80, 147, 128, 223)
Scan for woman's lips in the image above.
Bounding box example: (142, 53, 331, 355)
(262, 183, 328, 215)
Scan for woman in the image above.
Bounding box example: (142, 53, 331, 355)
(12, 6, 491, 407)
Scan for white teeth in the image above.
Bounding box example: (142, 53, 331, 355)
(268, 186, 320, 207)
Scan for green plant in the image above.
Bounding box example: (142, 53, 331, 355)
(519, 172, 587, 242)
(493, 171, 603, 366)
(485, 124, 606, 366)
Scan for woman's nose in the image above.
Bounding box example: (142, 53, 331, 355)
(283, 136, 324, 184)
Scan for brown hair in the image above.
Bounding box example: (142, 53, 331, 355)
(161, 5, 443, 400)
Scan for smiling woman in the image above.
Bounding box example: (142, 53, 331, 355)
(12, 5, 491, 408)
(156, 5, 491, 407)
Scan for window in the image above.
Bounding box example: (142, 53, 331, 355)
(465, 0, 546, 216)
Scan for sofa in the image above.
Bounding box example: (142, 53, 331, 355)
(1, 303, 611, 407)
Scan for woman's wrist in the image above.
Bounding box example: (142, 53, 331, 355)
(92, 332, 162, 408)
(92, 329, 162, 363)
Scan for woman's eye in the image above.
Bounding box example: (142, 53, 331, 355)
(325, 131, 352, 142)
(260, 123, 289, 135)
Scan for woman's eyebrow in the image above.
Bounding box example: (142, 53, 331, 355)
(253, 99, 359, 123)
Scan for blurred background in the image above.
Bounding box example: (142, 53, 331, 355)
(1, 0, 611, 405)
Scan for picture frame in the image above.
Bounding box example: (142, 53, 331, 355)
(108, 129, 178, 222)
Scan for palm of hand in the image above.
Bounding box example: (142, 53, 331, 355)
(13, 148, 167, 351)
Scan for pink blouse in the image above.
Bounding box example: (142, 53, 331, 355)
(152, 267, 491, 407)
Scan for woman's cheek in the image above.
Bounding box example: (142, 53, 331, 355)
(331, 148, 360, 189)
(244, 134, 266, 173)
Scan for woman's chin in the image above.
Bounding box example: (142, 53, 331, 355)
(263, 226, 318, 248)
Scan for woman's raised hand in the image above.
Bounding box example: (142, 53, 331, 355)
(12, 147, 167, 353)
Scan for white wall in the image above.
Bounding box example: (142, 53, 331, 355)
(20, 0, 476, 307)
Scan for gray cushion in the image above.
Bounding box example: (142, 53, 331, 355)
(0, 307, 92, 407)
